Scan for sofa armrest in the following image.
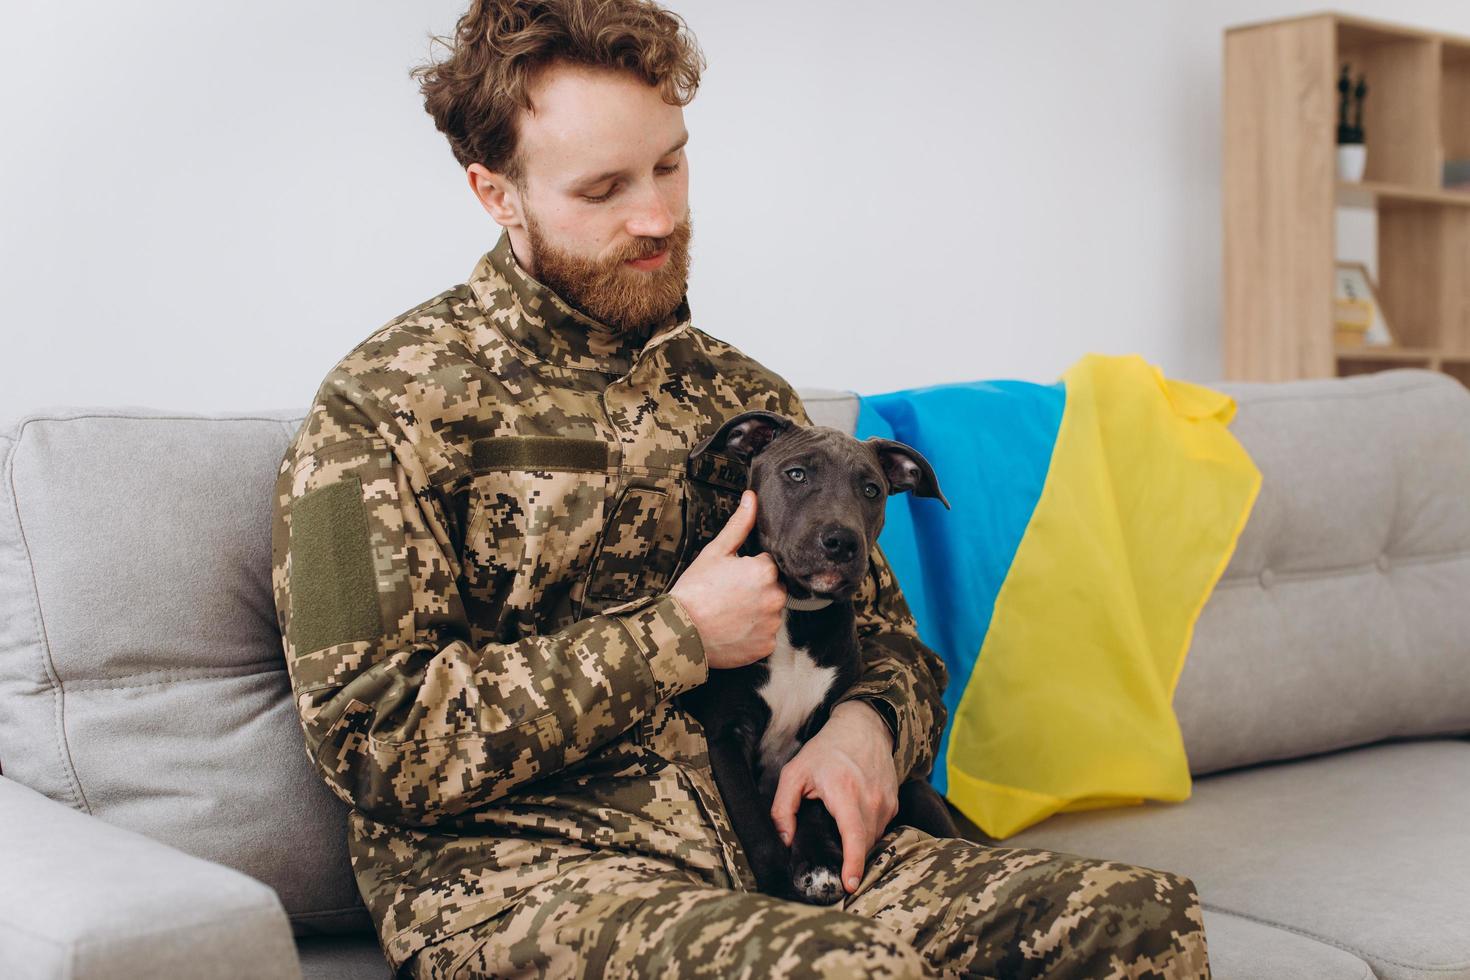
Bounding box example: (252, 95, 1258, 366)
(0, 776, 301, 980)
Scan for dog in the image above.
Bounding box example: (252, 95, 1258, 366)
(678, 409, 958, 905)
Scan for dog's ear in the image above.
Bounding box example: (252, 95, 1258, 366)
(867, 438, 950, 509)
(691, 410, 796, 463)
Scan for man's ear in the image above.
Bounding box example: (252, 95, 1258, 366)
(691, 411, 796, 463)
(867, 438, 950, 509)
(467, 163, 521, 227)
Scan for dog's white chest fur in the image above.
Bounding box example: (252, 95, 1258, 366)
(755, 615, 838, 780)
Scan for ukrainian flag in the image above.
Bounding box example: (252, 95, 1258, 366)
(855, 353, 1261, 839)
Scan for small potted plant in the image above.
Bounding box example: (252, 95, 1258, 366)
(1337, 64, 1367, 182)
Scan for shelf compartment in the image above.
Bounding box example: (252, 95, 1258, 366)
(1378, 207, 1470, 352)
(1442, 44, 1470, 185)
(1336, 23, 1440, 188)
(1441, 360, 1470, 389)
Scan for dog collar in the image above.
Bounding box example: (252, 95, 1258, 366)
(785, 595, 834, 611)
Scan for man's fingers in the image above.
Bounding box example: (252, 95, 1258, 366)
(769, 763, 804, 845)
(824, 793, 869, 893)
(707, 490, 756, 556)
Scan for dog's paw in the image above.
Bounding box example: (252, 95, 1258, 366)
(792, 864, 845, 905)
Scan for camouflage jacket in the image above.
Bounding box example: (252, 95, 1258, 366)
(270, 230, 950, 971)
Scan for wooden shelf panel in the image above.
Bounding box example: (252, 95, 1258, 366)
(1337, 180, 1470, 208)
(1335, 351, 1470, 391)
(1336, 13, 1470, 47)
(1334, 345, 1438, 360)
(1228, 13, 1470, 49)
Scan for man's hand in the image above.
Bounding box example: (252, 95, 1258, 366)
(670, 490, 785, 670)
(770, 699, 899, 894)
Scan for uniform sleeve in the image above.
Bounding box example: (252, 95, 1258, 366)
(836, 546, 949, 783)
(271, 391, 707, 827)
(761, 384, 950, 783)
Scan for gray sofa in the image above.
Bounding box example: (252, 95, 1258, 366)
(1, 368, 1466, 979)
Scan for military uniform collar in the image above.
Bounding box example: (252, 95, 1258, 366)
(468, 230, 689, 375)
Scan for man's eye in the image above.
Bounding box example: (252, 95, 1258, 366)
(864, 483, 881, 498)
(584, 163, 678, 204)
(786, 467, 806, 483)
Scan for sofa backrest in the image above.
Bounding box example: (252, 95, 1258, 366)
(1178, 368, 1470, 774)
(1, 373, 1466, 922)
(0, 408, 366, 936)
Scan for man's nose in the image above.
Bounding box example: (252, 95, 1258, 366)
(625, 182, 677, 240)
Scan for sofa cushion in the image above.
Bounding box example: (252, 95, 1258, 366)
(0, 775, 303, 980)
(1006, 739, 1470, 980)
(1181, 369, 1470, 774)
(1201, 908, 1373, 980)
(0, 408, 366, 935)
(297, 934, 393, 980)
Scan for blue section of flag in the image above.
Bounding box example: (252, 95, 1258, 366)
(854, 381, 1066, 795)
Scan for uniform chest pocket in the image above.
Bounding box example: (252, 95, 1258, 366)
(461, 437, 610, 630)
(582, 481, 685, 609)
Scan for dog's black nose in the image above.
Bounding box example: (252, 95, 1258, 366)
(819, 527, 859, 563)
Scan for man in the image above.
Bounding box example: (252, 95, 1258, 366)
(270, 1, 1211, 976)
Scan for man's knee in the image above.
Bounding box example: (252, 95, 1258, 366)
(1041, 862, 1209, 980)
(868, 837, 1208, 979)
(788, 927, 936, 980)
(627, 892, 937, 980)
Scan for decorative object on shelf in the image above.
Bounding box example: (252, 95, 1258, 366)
(1334, 261, 1394, 347)
(1336, 64, 1367, 181)
(1445, 158, 1470, 192)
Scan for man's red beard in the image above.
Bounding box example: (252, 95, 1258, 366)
(525, 210, 693, 333)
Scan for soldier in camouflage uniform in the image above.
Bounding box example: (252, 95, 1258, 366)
(270, 1, 1210, 976)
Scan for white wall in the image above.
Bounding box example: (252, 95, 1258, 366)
(3, 1, 1467, 419)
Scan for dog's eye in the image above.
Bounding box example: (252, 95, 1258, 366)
(785, 467, 806, 483)
(864, 483, 881, 498)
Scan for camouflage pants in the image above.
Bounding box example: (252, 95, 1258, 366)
(403, 826, 1209, 979)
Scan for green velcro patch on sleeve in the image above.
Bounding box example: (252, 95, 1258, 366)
(288, 474, 383, 655)
(472, 436, 608, 472)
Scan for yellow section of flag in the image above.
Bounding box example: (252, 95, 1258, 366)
(945, 354, 1262, 839)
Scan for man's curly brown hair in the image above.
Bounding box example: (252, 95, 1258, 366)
(412, 0, 706, 184)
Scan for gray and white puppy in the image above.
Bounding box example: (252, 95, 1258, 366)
(679, 410, 956, 905)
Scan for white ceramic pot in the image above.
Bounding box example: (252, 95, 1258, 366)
(1337, 143, 1367, 182)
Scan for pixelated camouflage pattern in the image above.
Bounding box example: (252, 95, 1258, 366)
(407, 826, 1209, 979)
(269, 230, 952, 972)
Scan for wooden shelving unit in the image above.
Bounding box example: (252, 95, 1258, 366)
(1223, 12, 1470, 388)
